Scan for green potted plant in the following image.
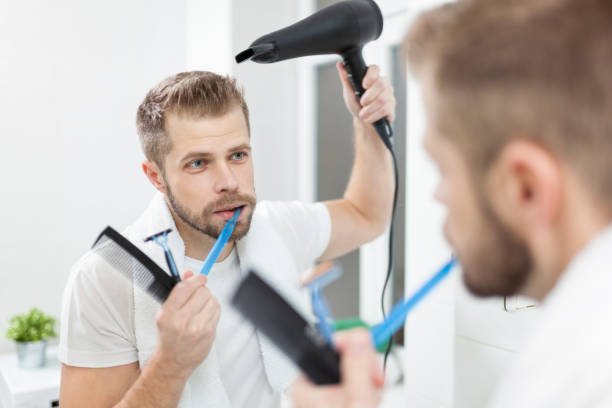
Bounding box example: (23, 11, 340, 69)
(5, 308, 57, 369)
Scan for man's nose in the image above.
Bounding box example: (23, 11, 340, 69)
(214, 163, 239, 193)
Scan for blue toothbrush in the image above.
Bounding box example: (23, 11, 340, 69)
(199, 207, 242, 276)
(370, 258, 457, 348)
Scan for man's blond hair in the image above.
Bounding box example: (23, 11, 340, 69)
(136, 71, 250, 169)
(405, 0, 612, 204)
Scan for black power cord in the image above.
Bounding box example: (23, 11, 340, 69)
(380, 139, 399, 370)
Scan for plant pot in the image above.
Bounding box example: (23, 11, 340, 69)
(16, 340, 47, 369)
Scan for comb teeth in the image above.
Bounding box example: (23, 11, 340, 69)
(92, 227, 177, 303)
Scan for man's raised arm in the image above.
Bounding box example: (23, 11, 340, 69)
(320, 62, 396, 261)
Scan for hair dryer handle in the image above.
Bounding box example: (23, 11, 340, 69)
(341, 47, 393, 150)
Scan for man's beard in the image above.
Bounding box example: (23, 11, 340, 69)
(165, 185, 256, 241)
(460, 190, 534, 298)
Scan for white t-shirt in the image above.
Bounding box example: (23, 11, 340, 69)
(184, 251, 277, 408)
(59, 200, 332, 407)
(488, 224, 612, 407)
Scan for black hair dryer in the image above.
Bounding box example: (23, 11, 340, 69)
(235, 0, 393, 149)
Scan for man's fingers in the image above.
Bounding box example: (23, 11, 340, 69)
(336, 61, 355, 94)
(362, 105, 393, 124)
(290, 376, 318, 408)
(190, 294, 221, 330)
(337, 329, 383, 406)
(362, 64, 380, 89)
(291, 331, 382, 408)
(164, 272, 207, 311)
(359, 99, 385, 121)
(291, 376, 340, 408)
(179, 285, 212, 318)
(373, 356, 385, 387)
(360, 88, 395, 122)
(360, 77, 387, 106)
(359, 94, 396, 122)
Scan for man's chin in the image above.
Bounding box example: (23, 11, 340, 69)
(461, 265, 526, 298)
(462, 274, 502, 298)
(231, 216, 254, 240)
(223, 213, 254, 241)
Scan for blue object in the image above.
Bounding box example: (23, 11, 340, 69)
(306, 266, 343, 290)
(371, 258, 457, 348)
(148, 230, 181, 281)
(312, 290, 335, 345)
(306, 264, 343, 346)
(200, 207, 242, 276)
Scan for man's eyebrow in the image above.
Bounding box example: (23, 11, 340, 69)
(180, 144, 252, 163)
(228, 143, 252, 153)
(181, 151, 213, 163)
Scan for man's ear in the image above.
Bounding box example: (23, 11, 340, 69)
(488, 139, 563, 229)
(142, 160, 167, 194)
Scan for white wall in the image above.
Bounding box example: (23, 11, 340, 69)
(185, 0, 232, 74)
(232, 0, 301, 202)
(0, 0, 189, 353)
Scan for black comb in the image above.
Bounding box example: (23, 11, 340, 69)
(231, 270, 340, 384)
(91, 226, 177, 303)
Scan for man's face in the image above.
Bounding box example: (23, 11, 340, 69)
(160, 106, 256, 241)
(424, 129, 533, 297)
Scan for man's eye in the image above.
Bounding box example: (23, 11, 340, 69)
(232, 152, 246, 160)
(188, 159, 205, 168)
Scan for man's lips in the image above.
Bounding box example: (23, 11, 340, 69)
(214, 205, 246, 221)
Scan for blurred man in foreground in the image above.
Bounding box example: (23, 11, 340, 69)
(293, 0, 612, 406)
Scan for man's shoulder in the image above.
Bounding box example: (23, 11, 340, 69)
(70, 246, 107, 275)
(66, 193, 175, 293)
(67, 246, 126, 288)
(66, 227, 140, 302)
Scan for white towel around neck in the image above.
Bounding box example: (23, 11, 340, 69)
(122, 193, 311, 407)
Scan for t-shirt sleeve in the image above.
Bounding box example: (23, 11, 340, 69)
(260, 201, 332, 273)
(59, 251, 138, 368)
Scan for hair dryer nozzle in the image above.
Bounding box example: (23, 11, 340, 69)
(235, 43, 278, 63)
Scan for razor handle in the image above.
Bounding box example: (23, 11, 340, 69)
(341, 46, 394, 151)
(164, 250, 181, 282)
(231, 271, 341, 385)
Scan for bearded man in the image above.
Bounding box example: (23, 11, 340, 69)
(58, 63, 395, 408)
